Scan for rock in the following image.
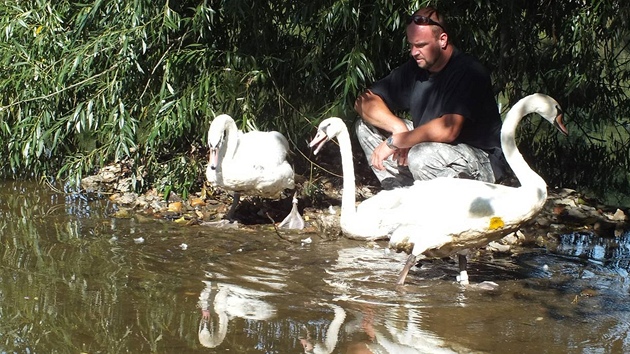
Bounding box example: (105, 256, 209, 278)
(500, 232, 519, 245)
(536, 217, 552, 228)
(115, 178, 133, 193)
(556, 188, 577, 198)
(149, 200, 167, 211)
(114, 192, 138, 206)
(112, 208, 133, 219)
(611, 209, 627, 222)
(308, 209, 342, 240)
(80, 162, 136, 193)
(555, 198, 578, 208)
(559, 207, 599, 225)
(487, 241, 511, 253)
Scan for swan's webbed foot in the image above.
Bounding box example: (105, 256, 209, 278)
(397, 254, 418, 285)
(278, 195, 305, 230)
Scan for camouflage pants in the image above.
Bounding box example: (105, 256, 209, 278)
(354, 119, 496, 186)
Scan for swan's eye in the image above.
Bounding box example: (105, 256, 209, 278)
(555, 105, 563, 115)
(320, 122, 332, 135)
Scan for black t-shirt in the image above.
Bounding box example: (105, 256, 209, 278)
(370, 48, 502, 152)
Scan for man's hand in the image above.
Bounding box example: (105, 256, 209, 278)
(370, 143, 409, 170)
(394, 148, 410, 166)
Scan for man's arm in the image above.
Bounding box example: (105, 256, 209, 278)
(354, 90, 410, 134)
(394, 113, 464, 148)
(370, 113, 465, 171)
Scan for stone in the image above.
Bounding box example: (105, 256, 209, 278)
(612, 209, 627, 221)
(487, 241, 511, 253)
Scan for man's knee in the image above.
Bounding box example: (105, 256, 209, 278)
(407, 143, 466, 180)
(407, 143, 446, 169)
(407, 142, 494, 182)
(353, 118, 367, 138)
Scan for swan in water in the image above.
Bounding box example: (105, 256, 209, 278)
(206, 114, 304, 229)
(309, 93, 568, 285)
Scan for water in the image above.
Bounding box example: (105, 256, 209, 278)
(1, 180, 629, 353)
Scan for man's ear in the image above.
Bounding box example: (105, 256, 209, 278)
(439, 32, 448, 49)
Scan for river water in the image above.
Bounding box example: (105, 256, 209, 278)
(1, 180, 629, 353)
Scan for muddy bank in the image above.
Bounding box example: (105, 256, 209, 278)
(81, 162, 629, 255)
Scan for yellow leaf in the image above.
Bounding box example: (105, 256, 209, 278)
(168, 201, 183, 212)
(174, 216, 187, 223)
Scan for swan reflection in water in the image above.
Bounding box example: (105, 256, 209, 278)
(324, 246, 462, 353)
(344, 305, 458, 354)
(197, 280, 276, 348)
(299, 303, 347, 354)
(298, 300, 459, 354)
(197, 246, 467, 353)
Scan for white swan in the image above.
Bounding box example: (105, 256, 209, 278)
(206, 114, 304, 229)
(309, 93, 567, 285)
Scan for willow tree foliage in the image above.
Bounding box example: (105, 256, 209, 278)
(0, 0, 628, 204)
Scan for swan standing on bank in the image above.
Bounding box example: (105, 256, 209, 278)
(206, 114, 304, 229)
(309, 94, 567, 285)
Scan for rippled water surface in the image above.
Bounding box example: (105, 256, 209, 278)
(1, 181, 629, 353)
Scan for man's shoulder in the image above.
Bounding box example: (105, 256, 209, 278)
(382, 58, 425, 83)
(450, 48, 483, 66)
(447, 49, 489, 77)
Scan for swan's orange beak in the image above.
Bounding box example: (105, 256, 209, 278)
(554, 106, 568, 136)
(309, 130, 330, 155)
(208, 147, 219, 170)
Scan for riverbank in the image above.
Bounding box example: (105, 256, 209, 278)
(80, 161, 629, 256)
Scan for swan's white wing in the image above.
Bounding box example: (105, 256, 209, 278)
(232, 131, 289, 165)
(220, 130, 294, 198)
(354, 178, 503, 233)
(386, 177, 547, 258)
(384, 178, 539, 221)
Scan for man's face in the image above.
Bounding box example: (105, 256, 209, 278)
(406, 24, 444, 72)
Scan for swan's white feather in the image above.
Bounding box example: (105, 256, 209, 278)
(206, 114, 294, 199)
(311, 93, 566, 270)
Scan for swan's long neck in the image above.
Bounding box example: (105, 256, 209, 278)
(335, 127, 357, 222)
(222, 119, 239, 161)
(198, 282, 229, 348)
(501, 100, 547, 191)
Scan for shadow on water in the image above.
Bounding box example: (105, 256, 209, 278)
(1, 180, 630, 353)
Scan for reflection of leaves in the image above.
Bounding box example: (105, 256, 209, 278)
(0, 182, 164, 351)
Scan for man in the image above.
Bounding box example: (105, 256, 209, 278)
(354, 6, 506, 190)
